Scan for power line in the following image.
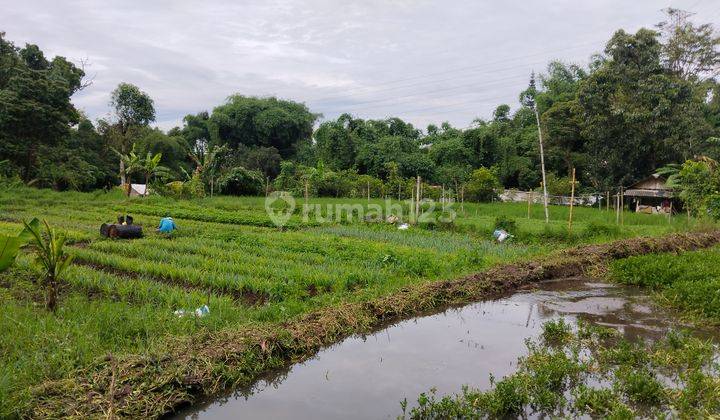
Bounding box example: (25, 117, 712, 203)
(300, 38, 605, 104)
(313, 72, 531, 112)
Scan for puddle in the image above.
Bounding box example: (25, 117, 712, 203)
(175, 278, 706, 420)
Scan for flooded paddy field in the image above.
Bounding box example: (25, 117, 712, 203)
(178, 277, 708, 419)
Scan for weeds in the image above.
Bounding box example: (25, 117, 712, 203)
(402, 321, 720, 419)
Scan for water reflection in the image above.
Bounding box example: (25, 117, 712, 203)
(176, 278, 703, 420)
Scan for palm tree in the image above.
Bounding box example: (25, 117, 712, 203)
(188, 141, 228, 197)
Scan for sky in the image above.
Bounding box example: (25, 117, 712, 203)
(2, 0, 719, 132)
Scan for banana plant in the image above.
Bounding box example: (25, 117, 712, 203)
(23, 220, 74, 311)
(0, 218, 39, 272)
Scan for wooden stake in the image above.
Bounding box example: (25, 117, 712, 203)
(304, 180, 309, 204)
(568, 168, 576, 231)
(527, 190, 532, 219)
(606, 191, 610, 212)
(367, 179, 370, 202)
(615, 193, 620, 225)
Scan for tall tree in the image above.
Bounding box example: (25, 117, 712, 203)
(656, 8, 720, 81)
(0, 33, 85, 181)
(108, 83, 155, 186)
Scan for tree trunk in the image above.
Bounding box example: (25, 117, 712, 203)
(119, 159, 126, 186)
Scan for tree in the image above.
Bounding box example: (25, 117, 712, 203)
(208, 95, 317, 158)
(112, 145, 142, 195)
(139, 151, 170, 188)
(217, 167, 264, 195)
(232, 145, 282, 179)
(0, 33, 85, 182)
(188, 140, 228, 196)
(657, 8, 720, 81)
(108, 83, 155, 186)
(465, 168, 500, 202)
(577, 28, 712, 189)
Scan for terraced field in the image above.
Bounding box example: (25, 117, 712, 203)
(0, 187, 702, 417)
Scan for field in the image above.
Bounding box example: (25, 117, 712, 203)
(0, 186, 707, 417)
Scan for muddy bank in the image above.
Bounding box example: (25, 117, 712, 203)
(27, 231, 720, 418)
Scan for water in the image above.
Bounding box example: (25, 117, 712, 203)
(176, 278, 695, 420)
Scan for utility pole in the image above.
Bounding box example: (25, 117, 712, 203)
(533, 103, 549, 223)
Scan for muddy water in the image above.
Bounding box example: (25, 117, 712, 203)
(177, 278, 693, 420)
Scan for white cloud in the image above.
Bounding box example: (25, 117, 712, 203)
(1, 0, 715, 131)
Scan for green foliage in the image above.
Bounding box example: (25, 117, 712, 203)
(541, 318, 572, 344)
(465, 167, 500, 202)
(217, 167, 264, 196)
(207, 95, 316, 159)
(0, 218, 39, 272)
(404, 321, 720, 419)
(676, 158, 719, 217)
(493, 215, 517, 232)
(611, 247, 720, 322)
(0, 33, 85, 182)
(23, 220, 73, 311)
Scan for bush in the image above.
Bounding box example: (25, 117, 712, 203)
(217, 167, 264, 196)
(494, 215, 517, 232)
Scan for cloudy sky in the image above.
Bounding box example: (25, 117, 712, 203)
(2, 0, 718, 131)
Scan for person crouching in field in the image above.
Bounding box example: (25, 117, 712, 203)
(157, 215, 177, 235)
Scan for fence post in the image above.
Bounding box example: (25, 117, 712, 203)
(568, 168, 576, 231)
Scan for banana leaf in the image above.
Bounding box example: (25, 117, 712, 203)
(0, 218, 40, 272)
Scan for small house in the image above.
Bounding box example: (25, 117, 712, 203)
(623, 174, 675, 214)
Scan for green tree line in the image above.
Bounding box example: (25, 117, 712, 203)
(1, 9, 718, 200)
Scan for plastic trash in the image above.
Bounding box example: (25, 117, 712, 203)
(195, 304, 210, 317)
(174, 305, 210, 318)
(493, 229, 512, 243)
(398, 223, 410, 230)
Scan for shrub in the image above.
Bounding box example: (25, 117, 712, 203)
(494, 215, 517, 232)
(217, 167, 264, 196)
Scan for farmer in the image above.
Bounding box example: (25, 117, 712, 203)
(157, 215, 177, 234)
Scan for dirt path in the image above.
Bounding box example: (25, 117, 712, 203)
(28, 231, 720, 418)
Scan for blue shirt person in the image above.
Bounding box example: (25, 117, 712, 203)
(157, 216, 177, 233)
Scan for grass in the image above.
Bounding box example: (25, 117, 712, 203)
(401, 323, 720, 419)
(610, 246, 720, 324)
(0, 186, 708, 417)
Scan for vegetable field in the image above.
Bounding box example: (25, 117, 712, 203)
(0, 187, 703, 417)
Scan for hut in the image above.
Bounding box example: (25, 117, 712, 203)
(126, 184, 149, 197)
(623, 174, 675, 214)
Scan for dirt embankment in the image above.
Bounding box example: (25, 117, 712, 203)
(27, 231, 720, 419)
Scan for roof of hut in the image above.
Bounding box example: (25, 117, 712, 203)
(623, 174, 674, 198)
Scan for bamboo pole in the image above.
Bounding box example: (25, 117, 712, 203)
(615, 193, 620, 225)
(568, 168, 576, 231)
(620, 186, 624, 226)
(367, 179, 370, 202)
(533, 104, 550, 223)
(415, 175, 421, 223)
